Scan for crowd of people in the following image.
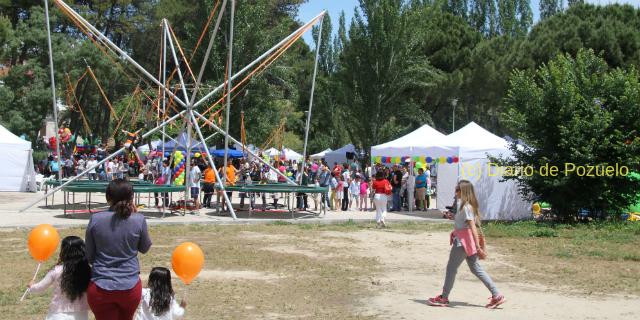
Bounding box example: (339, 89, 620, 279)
(35, 143, 437, 220)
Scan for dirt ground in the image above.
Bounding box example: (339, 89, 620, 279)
(1, 223, 638, 320)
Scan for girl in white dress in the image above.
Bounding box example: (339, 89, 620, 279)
(136, 267, 186, 320)
(28, 236, 91, 320)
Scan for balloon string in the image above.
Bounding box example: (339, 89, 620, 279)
(20, 263, 42, 302)
(182, 286, 188, 303)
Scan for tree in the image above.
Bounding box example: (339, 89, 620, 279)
(312, 13, 334, 74)
(336, 0, 439, 153)
(470, 0, 498, 37)
(496, 0, 530, 37)
(567, 0, 583, 7)
(514, 4, 640, 70)
(539, 0, 562, 20)
(515, 0, 532, 34)
(446, 0, 469, 20)
(408, 4, 482, 132)
(501, 49, 640, 219)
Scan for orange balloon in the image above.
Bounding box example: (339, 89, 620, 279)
(171, 242, 204, 285)
(27, 224, 60, 262)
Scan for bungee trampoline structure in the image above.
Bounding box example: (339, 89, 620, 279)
(44, 180, 329, 219)
(25, 0, 328, 220)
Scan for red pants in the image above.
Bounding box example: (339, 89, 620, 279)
(87, 279, 142, 320)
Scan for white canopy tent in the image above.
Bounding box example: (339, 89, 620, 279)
(371, 124, 456, 159)
(264, 147, 280, 157)
(436, 122, 531, 220)
(262, 147, 302, 162)
(324, 144, 357, 166)
(310, 148, 332, 160)
(281, 147, 303, 162)
(136, 139, 161, 154)
(0, 125, 36, 192)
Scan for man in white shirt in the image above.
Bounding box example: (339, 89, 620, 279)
(77, 156, 86, 179)
(87, 156, 98, 180)
(106, 160, 114, 181)
(188, 159, 202, 210)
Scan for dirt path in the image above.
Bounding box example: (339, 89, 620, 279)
(321, 230, 639, 320)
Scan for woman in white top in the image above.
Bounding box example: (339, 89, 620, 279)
(136, 267, 185, 320)
(28, 236, 91, 320)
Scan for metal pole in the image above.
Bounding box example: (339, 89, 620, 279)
(452, 98, 458, 133)
(193, 11, 326, 108)
(301, 15, 324, 184)
(21, 111, 187, 212)
(190, 0, 228, 104)
(162, 23, 167, 162)
(164, 20, 191, 103)
(44, 0, 62, 181)
(223, 0, 235, 184)
(204, 132, 218, 142)
(194, 111, 296, 185)
(190, 111, 237, 219)
(53, 0, 187, 107)
(184, 122, 191, 213)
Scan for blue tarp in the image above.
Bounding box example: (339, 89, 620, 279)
(157, 132, 244, 158)
(210, 149, 244, 158)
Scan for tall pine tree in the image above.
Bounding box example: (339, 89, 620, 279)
(540, 0, 563, 20)
(470, 0, 498, 37)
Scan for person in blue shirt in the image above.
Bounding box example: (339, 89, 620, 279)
(50, 156, 60, 179)
(415, 168, 428, 211)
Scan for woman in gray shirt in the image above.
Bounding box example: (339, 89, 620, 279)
(85, 179, 152, 319)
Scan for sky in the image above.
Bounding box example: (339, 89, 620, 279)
(297, 0, 640, 47)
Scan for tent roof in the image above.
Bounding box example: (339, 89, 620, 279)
(282, 147, 302, 161)
(327, 144, 355, 155)
(310, 148, 332, 158)
(0, 125, 31, 148)
(371, 125, 455, 157)
(445, 122, 509, 149)
(375, 125, 446, 148)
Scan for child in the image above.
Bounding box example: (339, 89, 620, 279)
(28, 236, 91, 320)
(136, 267, 186, 320)
(427, 180, 506, 309)
(369, 176, 376, 211)
(349, 176, 361, 211)
(334, 175, 344, 211)
(359, 178, 369, 211)
(329, 173, 338, 211)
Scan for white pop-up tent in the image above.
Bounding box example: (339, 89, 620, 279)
(437, 122, 530, 220)
(371, 124, 456, 159)
(264, 147, 280, 158)
(310, 148, 332, 160)
(262, 147, 302, 162)
(0, 125, 36, 192)
(324, 144, 357, 166)
(281, 147, 303, 162)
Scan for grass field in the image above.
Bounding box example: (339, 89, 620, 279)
(482, 221, 640, 295)
(0, 220, 638, 319)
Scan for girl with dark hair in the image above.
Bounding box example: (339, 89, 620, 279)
(28, 236, 91, 320)
(86, 179, 152, 319)
(135, 267, 186, 320)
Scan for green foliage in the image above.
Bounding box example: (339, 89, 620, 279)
(502, 49, 640, 219)
(334, 0, 441, 153)
(528, 228, 558, 237)
(516, 4, 640, 69)
(539, 0, 562, 20)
